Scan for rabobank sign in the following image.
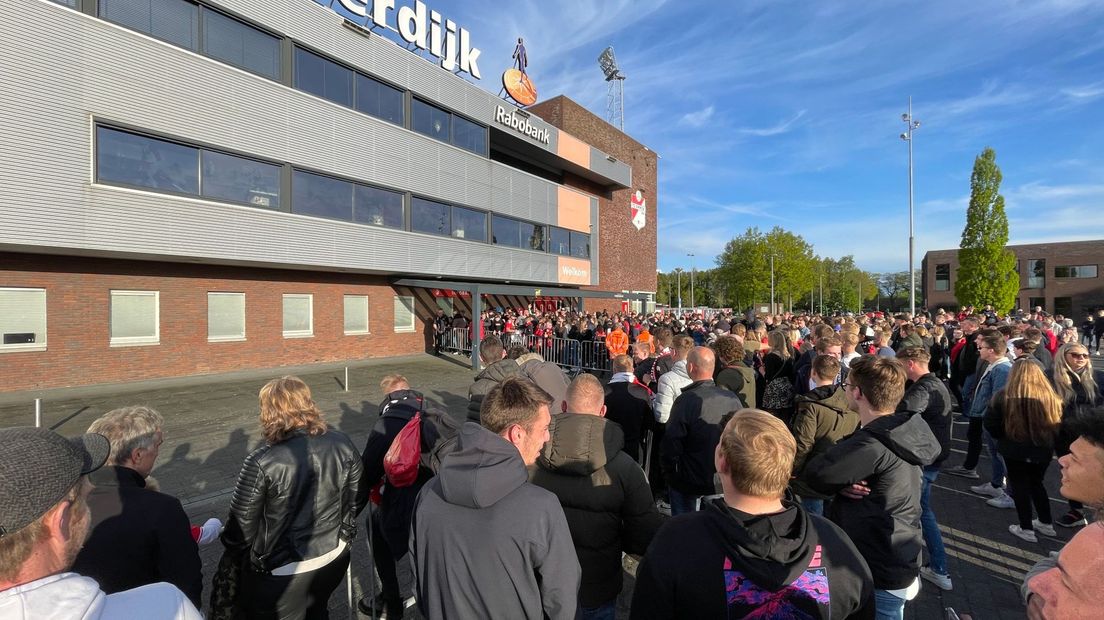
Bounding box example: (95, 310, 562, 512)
(334, 0, 482, 79)
(494, 106, 550, 145)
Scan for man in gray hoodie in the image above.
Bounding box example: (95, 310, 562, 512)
(411, 376, 581, 620)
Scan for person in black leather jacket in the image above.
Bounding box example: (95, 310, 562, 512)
(219, 376, 364, 620)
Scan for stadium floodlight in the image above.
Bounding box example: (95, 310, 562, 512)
(597, 47, 626, 131)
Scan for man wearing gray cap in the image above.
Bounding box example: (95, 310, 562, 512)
(0, 427, 201, 619)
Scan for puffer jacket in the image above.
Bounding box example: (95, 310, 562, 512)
(530, 414, 662, 608)
(805, 412, 940, 590)
(896, 373, 954, 465)
(789, 385, 860, 500)
(223, 428, 363, 572)
(654, 360, 692, 423)
(467, 358, 521, 421)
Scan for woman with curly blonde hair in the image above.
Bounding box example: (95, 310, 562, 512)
(1047, 342, 1104, 527)
(985, 361, 1063, 543)
(215, 376, 363, 620)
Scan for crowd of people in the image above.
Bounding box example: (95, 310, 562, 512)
(2, 304, 1103, 619)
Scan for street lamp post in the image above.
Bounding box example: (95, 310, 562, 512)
(675, 268, 683, 314)
(770, 254, 775, 314)
(900, 98, 921, 316)
(687, 253, 696, 312)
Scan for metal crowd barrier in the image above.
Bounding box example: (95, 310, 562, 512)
(440, 327, 473, 355)
(447, 329, 633, 373)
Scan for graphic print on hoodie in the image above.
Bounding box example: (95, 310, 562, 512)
(724, 545, 829, 618)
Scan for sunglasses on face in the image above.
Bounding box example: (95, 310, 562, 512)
(1067, 352, 1089, 359)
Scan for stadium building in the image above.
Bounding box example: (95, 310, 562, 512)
(0, 0, 658, 391)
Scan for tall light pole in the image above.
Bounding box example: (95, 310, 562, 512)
(819, 274, 824, 315)
(674, 268, 683, 313)
(900, 98, 921, 316)
(770, 254, 775, 314)
(687, 253, 696, 311)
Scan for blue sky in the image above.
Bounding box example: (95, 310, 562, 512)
(328, 0, 1104, 274)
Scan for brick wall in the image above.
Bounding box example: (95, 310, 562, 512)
(0, 252, 432, 392)
(529, 96, 658, 305)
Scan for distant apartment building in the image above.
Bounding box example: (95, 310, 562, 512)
(922, 240, 1104, 317)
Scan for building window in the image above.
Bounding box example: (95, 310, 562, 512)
(354, 185, 404, 228)
(202, 8, 281, 79)
(207, 292, 245, 342)
(97, 127, 199, 195)
(523, 222, 547, 251)
(0, 288, 47, 352)
(110, 290, 160, 346)
(394, 296, 415, 333)
(1027, 259, 1045, 289)
(411, 197, 450, 236)
(292, 170, 353, 221)
(452, 206, 487, 242)
(492, 215, 521, 248)
(570, 231, 590, 259)
(202, 150, 281, 209)
(935, 263, 950, 291)
(1029, 297, 1046, 312)
(1054, 265, 1097, 279)
(294, 47, 354, 107)
(412, 98, 451, 142)
(282, 294, 313, 338)
(49, 0, 79, 6)
(355, 73, 405, 126)
(344, 295, 370, 335)
(452, 114, 487, 155)
(100, 0, 200, 51)
(550, 227, 571, 256)
(1054, 297, 1073, 318)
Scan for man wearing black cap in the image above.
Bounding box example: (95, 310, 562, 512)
(0, 427, 201, 619)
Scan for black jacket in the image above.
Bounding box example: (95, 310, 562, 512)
(714, 364, 753, 410)
(631, 498, 873, 619)
(71, 466, 203, 607)
(223, 428, 364, 572)
(660, 380, 744, 495)
(805, 413, 940, 589)
(984, 391, 1055, 464)
(896, 374, 954, 465)
(604, 379, 655, 462)
(953, 333, 980, 388)
(530, 414, 662, 608)
(467, 358, 521, 421)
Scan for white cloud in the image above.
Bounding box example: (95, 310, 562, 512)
(1060, 82, 1104, 100)
(678, 105, 714, 128)
(738, 110, 807, 137)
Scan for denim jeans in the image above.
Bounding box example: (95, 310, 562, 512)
(801, 497, 824, 516)
(576, 600, 616, 620)
(985, 429, 1006, 488)
(874, 588, 906, 620)
(669, 488, 701, 515)
(920, 466, 947, 575)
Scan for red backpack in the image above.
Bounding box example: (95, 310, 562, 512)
(382, 393, 461, 487)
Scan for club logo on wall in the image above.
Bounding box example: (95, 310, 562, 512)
(631, 190, 647, 230)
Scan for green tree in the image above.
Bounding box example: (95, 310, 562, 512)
(821, 256, 879, 313)
(954, 147, 1018, 313)
(716, 227, 817, 311)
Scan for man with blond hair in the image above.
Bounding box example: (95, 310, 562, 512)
(806, 356, 940, 620)
(71, 406, 204, 608)
(632, 410, 872, 619)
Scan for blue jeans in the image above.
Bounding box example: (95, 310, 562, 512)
(920, 466, 947, 575)
(985, 429, 1006, 488)
(874, 588, 905, 620)
(669, 488, 701, 515)
(576, 600, 615, 620)
(801, 497, 824, 516)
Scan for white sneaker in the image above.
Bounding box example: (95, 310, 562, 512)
(987, 492, 1015, 509)
(920, 566, 953, 591)
(1009, 524, 1038, 542)
(1033, 519, 1057, 537)
(970, 483, 1005, 499)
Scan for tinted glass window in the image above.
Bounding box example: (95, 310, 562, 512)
(550, 227, 570, 255)
(412, 99, 450, 142)
(295, 48, 353, 107)
(452, 115, 486, 155)
(526, 223, 547, 251)
(354, 185, 404, 228)
(570, 231, 590, 259)
(100, 0, 199, 50)
(49, 0, 79, 6)
(292, 170, 353, 221)
(97, 127, 199, 194)
(411, 197, 449, 236)
(203, 9, 281, 79)
(452, 206, 486, 242)
(492, 216, 520, 247)
(356, 74, 404, 125)
(201, 150, 281, 209)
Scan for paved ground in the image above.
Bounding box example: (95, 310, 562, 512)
(3, 353, 1099, 619)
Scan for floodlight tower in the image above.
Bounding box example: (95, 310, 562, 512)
(597, 47, 625, 132)
(900, 98, 921, 316)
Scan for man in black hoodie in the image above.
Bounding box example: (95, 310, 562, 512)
(805, 355, 940, 620)
(531, 374, 662, 618)
(632, 410, 873, 619)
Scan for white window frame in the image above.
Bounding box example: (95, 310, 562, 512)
(0, 287, 47, 353)
(207, 292, 246, 342)
(344, 295, 370, 335)
(109, 290, 160, 347)
(394, 295, 416, 333)
(282, 293, 314, 338)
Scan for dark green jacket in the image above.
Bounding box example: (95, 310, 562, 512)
(789, 385, 860, 500)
